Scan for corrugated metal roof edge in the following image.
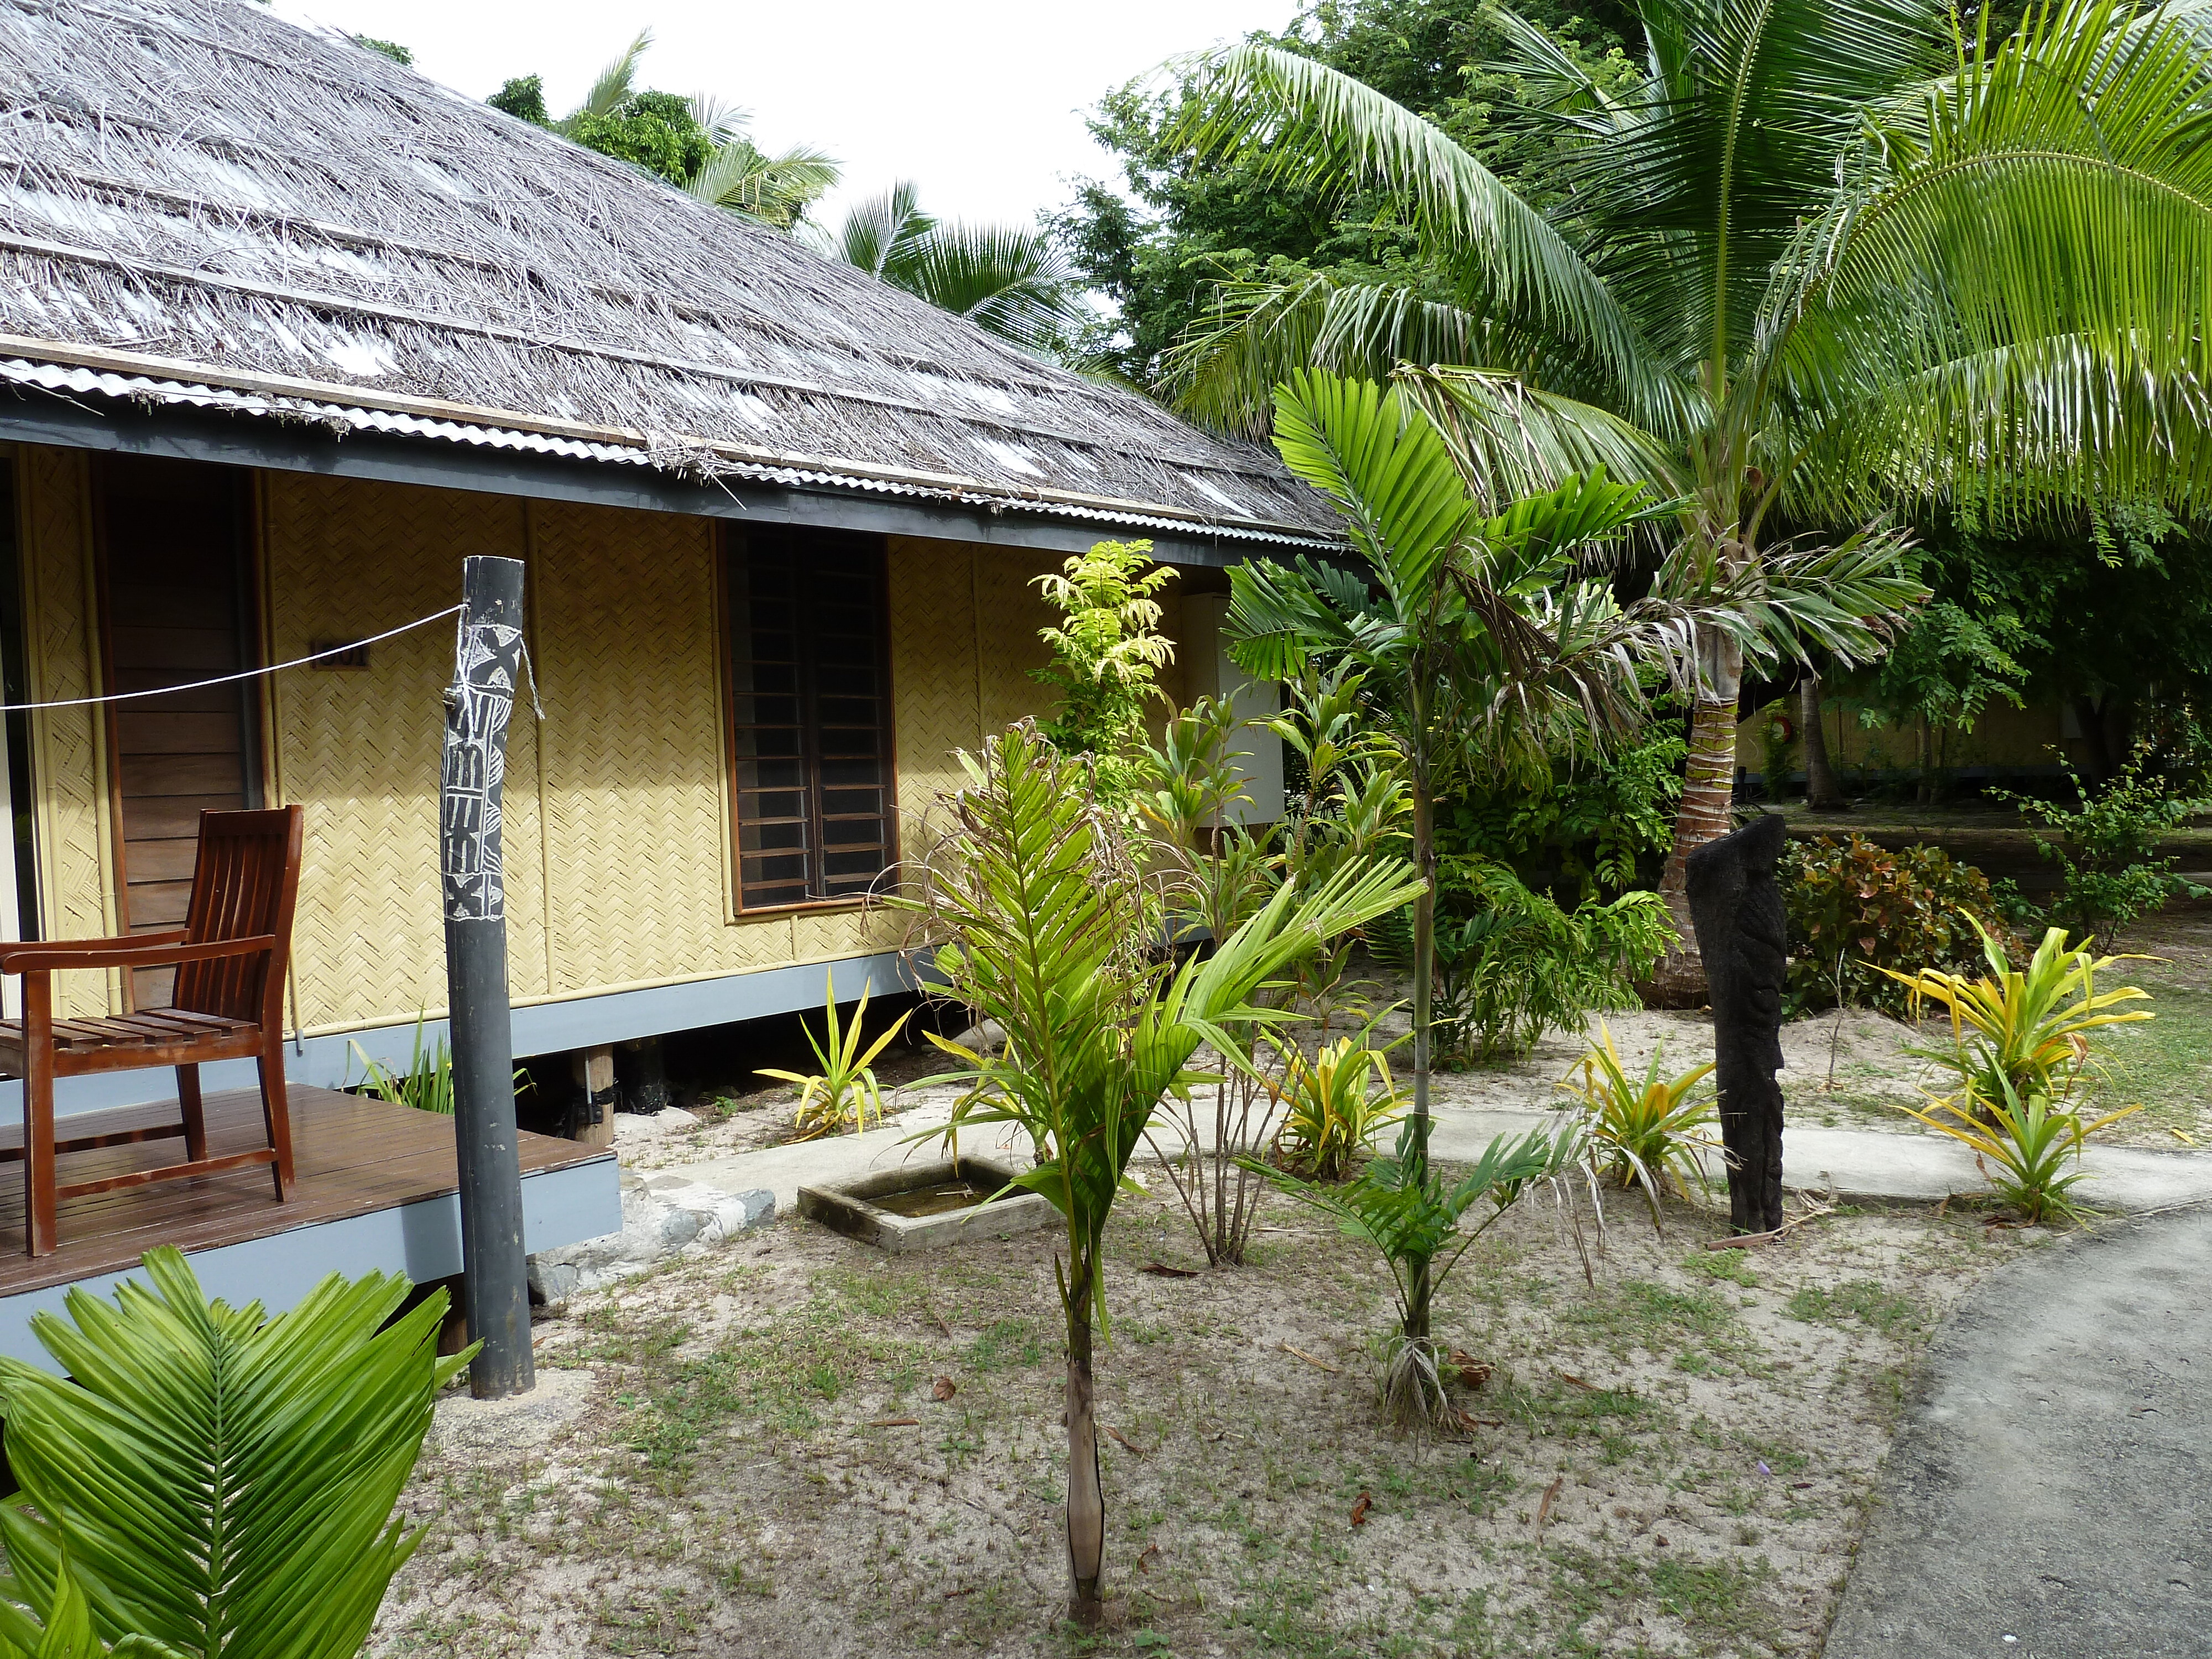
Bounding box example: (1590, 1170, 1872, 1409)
(0, 336, 1349, 552)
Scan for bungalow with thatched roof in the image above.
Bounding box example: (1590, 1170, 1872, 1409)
(0, 0, 1333, 1328)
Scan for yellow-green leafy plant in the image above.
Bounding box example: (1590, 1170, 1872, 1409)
(0, 1247, 469, 1659)
(1882, 916, 2153, 1113)
(1270, 1030, 1405, 1182)
(1556, 1021, 1718, 1211)
(758, 977, 911, 1139)
(1894, 1075, 2141, 1224)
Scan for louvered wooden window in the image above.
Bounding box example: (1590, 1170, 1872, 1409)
(723, 526, 895, 911)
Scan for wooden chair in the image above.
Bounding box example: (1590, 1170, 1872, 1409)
(0, 806, 304, 1256)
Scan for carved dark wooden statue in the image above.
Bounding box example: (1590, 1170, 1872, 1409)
(1686, 812, 1789, 1234)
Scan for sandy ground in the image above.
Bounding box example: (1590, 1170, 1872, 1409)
(376, 1186, 2047, 1659)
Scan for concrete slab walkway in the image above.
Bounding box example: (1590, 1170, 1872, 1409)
(1824, 1203, 2212, 1658)
(662, 1093, 2212, 1221)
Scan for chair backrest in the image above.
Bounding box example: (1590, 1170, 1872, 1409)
(171, 806, 305, 1022)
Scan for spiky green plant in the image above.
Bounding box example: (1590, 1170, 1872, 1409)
(1893, 1075, 2141, 1224)
(1556, 1020, 1718, 1210)
(757, 976, 912, 1140)
(0, 1248, 468, 1659)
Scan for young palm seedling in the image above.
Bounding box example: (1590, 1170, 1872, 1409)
(904, 721, 1418, 1622)
(758, 975, 911, 1139)
(1261, 1118, 1594, 1431)
(1556, 1020, 1719, 1216)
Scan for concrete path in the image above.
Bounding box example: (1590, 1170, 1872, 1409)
(664, 1093, 2212, 1220)
(1824, 1203, 2212, 1659)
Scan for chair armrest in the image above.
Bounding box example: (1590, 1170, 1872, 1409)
(0, 933, 274, 975)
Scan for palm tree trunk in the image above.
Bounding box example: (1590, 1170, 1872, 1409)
(1802, 674, 1848, 812)
(1407, 781, 1435, 1342)
(1065, 1271, 1105, 1623)
(1652, 626, 1743, 1007)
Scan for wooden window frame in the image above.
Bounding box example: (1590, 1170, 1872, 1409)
(717, 524, 899, 917)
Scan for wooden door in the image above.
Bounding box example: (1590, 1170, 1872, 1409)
(93, 456, 260, 1008)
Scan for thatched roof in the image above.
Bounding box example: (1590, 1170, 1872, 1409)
(0, 0, 1342, 547)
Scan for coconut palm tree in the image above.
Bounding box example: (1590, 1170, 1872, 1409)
(818, 183, 1088, 353)
(1167, 0, 2212, 999)
(1224, 368, 1919, 1310)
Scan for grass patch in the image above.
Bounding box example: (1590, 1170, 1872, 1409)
(1786, 1279, 1927, 1339)
(1547, 1543, 1783, 1650)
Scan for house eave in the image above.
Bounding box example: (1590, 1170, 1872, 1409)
(0, 336, 1348, 560)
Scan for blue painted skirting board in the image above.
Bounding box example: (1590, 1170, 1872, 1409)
(0, 1154, 621, 1372)
(3, 950, 917, 1120)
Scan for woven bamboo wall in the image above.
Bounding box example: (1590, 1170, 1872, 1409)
(13, 446, 120, 1017)
(11, 453, 1157, 1039)
(258, 472, 544, 1031)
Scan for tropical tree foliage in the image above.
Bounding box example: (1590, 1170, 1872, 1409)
(491, 32, 838, 228)
(903, 722, 1421, 1620)
(1167, 0, 2212, 995)
(816, 183, 1087, 353)
(1050, 0, 1644, 383)
(1230, 368, 1928, 1270)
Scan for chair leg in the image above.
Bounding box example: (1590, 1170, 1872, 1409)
(258, 1047, 295, 1201)
(23, 979, 56, 1258)
(177, 1063, 207, 1163)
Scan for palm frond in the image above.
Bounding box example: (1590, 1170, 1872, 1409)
(684, 142, 841, 228)
(1394, 364, 1690, 512)
(897, 222, 1087, 353)
(1166, 43, 1673, 429)
(1268, 369, 1478, 603)
(826, 181, 935, 279)
(0, 1248, 465, 1659)
(565, 29, 650, 127)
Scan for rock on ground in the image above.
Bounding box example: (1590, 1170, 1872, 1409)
(528, 1167, 773, 1305)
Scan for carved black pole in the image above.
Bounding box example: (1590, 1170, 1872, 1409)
(1685, 812, 1790, 1235)
(441, 555, 534, 1399)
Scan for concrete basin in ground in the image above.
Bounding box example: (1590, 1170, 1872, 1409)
(795, 1154, 1054, 1253)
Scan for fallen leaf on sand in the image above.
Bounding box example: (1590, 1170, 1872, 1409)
(1136, 1544, 1162, 1573)
(1536, 1475, 1564, 1536)
(1280, 1341, 1339, 1374)
(1103, 1423, 1147, 1457)
(1449, 1349, 1492, 1389)
(1141, 1261, 1199, 1278)
(932, 1376, 957, 1401)
(1349, 1493, 1373, 1526)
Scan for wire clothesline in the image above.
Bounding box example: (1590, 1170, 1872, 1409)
(0, 604, 467, 713)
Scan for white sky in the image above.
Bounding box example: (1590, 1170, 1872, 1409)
(269, 0, 1302, 229)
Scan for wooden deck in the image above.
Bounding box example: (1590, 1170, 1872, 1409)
(0, 1085, 609, 1299)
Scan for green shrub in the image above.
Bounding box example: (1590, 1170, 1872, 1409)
(1375, 859, 1674, 1065)
(1995, 746, 2209, 947)
(1755, 700, 1799, 804)
(1778, 834, 2011, 1018)
(1441, 720, 1686, 900)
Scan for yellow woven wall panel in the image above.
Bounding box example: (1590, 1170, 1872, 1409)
(886, 536, 983, 864)
(259, 473, 542, 1031)
(17, 446, 119, 1015)
(975, 545, 1057, 735)
(533, 500, 795, 990)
